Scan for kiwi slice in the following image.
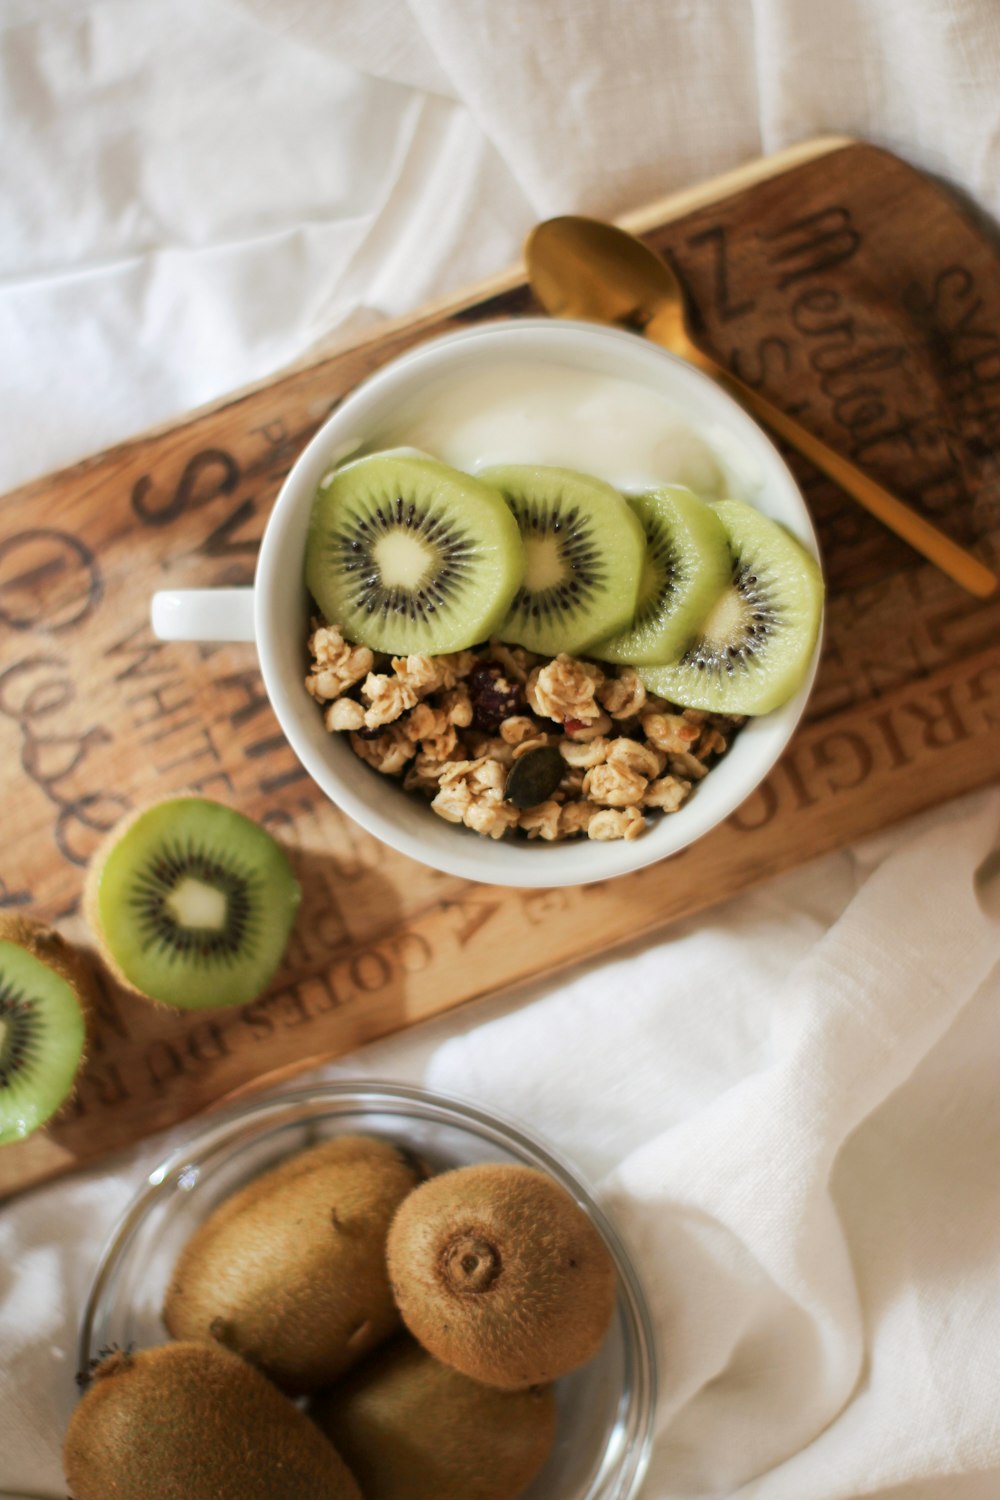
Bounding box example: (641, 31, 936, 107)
(479, 465, 645, 655)
(639, 500, 823, 715)
(0, 916, 91, 1144)
(386, 1162, 617, 1389)
(305, 454, 524, 654)
(64, 1342, 361, 1500)
(591, 485, 731, 666)
(83, 798, 300, 1010)
(164, 1135, 420, 1393)
(312, 1339, 557, 1500)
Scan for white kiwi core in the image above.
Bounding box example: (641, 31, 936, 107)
(374, 531, 434, 588)
(698, 588, 747, 646)
(165, 878, 227, 932)
(523, 534, 567, 592)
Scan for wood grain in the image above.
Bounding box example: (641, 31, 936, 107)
(1, 139, 998, 1199)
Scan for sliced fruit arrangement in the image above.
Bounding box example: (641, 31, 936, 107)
(84, 797, 300, 1011)
(305, 453, 524, 655)
(311, 1338, 557, 1500)
(305, 450, 822, 717)
(639, 499, 823, 716)
(592, 484, 732, 666)
(65, 1342, 362, 1500)
(0, 915, 92, 1145)
(479, 463, 645, 655)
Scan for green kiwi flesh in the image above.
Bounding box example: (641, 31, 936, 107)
(592, 485, 731, 665)
(386, 1162, 617, 1389)
(639, 499, 823, 715)
(312, 1339, 557, 1500)
(84, 798, 300, 1010)
(0, 916, 89, 1145)
(306, 453, 524, 654)
(64, 1341, 361, 1500)
(480, 465, 645, 655)
(163, 1135, 421, 1393)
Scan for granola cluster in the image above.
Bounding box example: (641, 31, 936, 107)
(306, 623, 743, 843)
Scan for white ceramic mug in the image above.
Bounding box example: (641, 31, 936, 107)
(151, 319, 822, 888)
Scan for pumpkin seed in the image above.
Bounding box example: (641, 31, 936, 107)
(504, 745, 564, 809)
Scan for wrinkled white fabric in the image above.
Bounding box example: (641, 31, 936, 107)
(2, 3, 1000, 1497)
(428, 793, 1000, 1498)
(4, 0, 1000, 492)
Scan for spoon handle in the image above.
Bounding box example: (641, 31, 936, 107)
(707, 358, 998, 599)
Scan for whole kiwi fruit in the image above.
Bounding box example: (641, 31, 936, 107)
(386, 1162, 617, 1389)
(164, 1134, 421, 1392)
(64, 1341, 361, 1500)
(312, 1338, 556, 1500)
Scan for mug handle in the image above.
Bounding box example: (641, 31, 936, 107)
(151, 588, 256, 643)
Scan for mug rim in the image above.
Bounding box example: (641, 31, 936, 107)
(253, 318, 822, 888)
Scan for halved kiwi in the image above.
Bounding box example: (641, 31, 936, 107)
(83, 798, 300, 1010)
(639, 499, 823, 715)
(0, 915, 91, 1144)
(305, 454, 524, 654)
(591, 485, 731, 666)
(479, 465, 645, 656)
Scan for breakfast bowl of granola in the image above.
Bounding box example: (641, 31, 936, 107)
(153, 319, 823, 887)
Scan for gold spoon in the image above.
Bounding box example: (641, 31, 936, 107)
(525, 216, 998, 600)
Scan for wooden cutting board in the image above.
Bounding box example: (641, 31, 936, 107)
(2, 137, 998, 1200)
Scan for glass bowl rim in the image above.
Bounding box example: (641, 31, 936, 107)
(80, 1078, 657, 1500)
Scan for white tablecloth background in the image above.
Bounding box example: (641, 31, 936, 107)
(2, 4, 999, 1496)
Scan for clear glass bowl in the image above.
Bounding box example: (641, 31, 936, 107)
(81, 1081, 656, 1500)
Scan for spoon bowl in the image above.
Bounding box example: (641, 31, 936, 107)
(526, 218, 690, 349)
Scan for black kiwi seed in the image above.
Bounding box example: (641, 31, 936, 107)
(86, 799, 301, 1012)
(639, 498, 823, 717)
(0, 916, 91, 1144)
(478, 465, 646, 659)
(328, 498, 476, 624)
(680, 563, 781, 677)
(0, 982, 40, 1088)
(130, 841, 260, 964)
(309, 455, 542, 656)
(504, 500, 605, 626)
(633, 525, 681, 629)
(504, 746, 564, 809)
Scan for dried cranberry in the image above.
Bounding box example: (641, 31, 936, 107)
(468, 660, 524, 733)
(563, 718, 586, 734)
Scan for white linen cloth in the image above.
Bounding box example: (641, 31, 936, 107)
(2, 4, 999, 1496)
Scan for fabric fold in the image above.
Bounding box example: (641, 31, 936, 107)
(429, 791, 1000, 1496)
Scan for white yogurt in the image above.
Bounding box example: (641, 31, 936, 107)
(363, 359, 760, 499)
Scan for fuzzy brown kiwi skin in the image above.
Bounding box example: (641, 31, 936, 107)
(64, 1341, 362, 1500)
(0, 914, 97, 1015)
(311, 1337, 557, 1500)
(0, 914, 97, 1120)
(386, 1162, 617, 1390)
(163, 1136, 422, 1394)
(82, 803, 157, 1003)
